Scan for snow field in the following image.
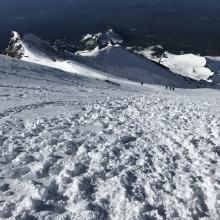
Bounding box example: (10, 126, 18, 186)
(0, 91, 220, 219)
(0, 51, 220, 219)
(138, 48, 215, 82)
(160, 53, 214, 81)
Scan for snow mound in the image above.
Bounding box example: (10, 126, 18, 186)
(138, 47, 214, 82)
(160, 52, 214, 82)
(75, 46, 101, 57)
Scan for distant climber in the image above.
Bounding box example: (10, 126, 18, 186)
(141, 82, 144, 86)
(166, 85, 168, 90)
(52, 57, 56, 62)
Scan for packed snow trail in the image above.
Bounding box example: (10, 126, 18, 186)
(1, 92, 220, 219)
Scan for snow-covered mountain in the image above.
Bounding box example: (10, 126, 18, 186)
(79, 29, 123, 50)
(138, 46, 220, 87)
(5, 31, 209, 89)
(0, 54, 220, 220)
(159, 52, 214, 82)
(75, 46, 207, 88)
(5, 31, 106, 79)
(75, 29, 123, 57)
(206, 56, 220, 87)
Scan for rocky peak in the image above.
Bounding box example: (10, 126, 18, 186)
(4, 31, 24, 59)
(79, 29, 123, 50)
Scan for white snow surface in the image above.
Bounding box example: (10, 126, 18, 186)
(10, 31, 205, 89)
(75, 47, 203, 88)
(75, 46, 115, 57)
(75, 47, 101, 57)
(0, 55, 220, 220)
(160, 52, 214, 81)
(11, 32, 105, 80)
(139, 48, 214, 82)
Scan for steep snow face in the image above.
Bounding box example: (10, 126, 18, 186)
(160, 52, 214, 82)
(138, 48, 214, 82)
(5, 32, 106, 79)
(75, 46, 101, 57)
(4, 31, 209, 88)
(76, 46, 205, 88)
(75, 46, 108, 58)
(0, 55, 220, 220)
(206, 56, 220, 86)
(137, 45, 164, 62)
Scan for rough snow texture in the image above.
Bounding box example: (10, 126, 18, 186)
(0, 55, 220, 220)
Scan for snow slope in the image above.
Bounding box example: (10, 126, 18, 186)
(79, 29, 123, 49)
(75, 46, 207, 88)
(138, 48, 214, 82)
(137, 45, 164, 63)
(5, 32, 106, 80)
(206, 56, 220, 87)
(75, 46, 102, 57)
(5, 31, 207, 89)
(160, 52, 214, 82)
(0, 55, 220, 220)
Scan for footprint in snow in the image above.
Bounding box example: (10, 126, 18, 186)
(120, 135, 137, 144)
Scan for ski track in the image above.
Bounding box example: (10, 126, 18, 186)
(0, 101, 79, 119)
(0, 84, 70, 94)
(0, 91, 220, 220)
